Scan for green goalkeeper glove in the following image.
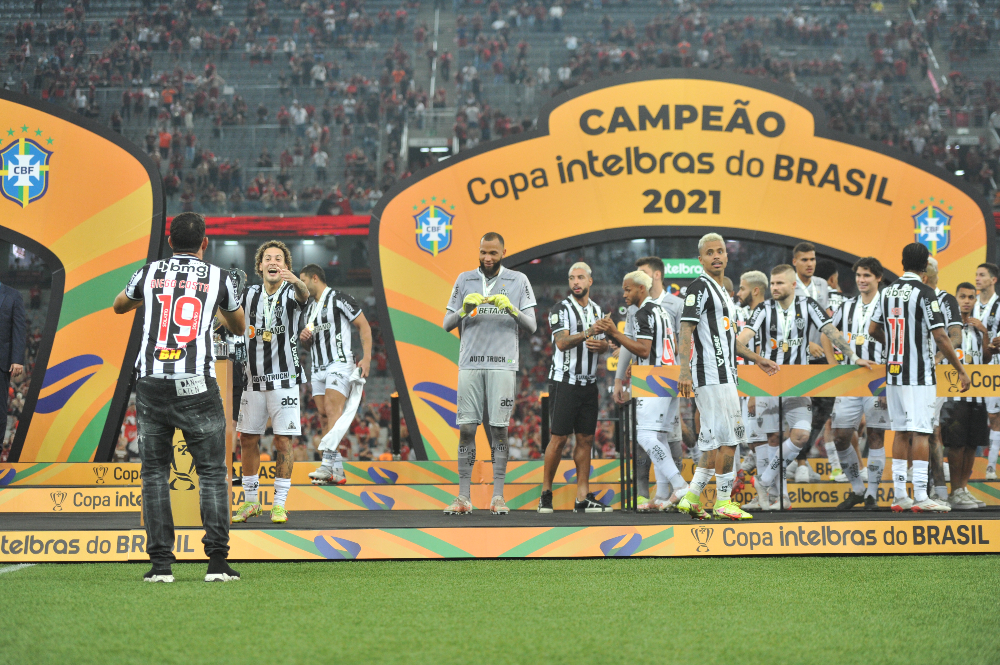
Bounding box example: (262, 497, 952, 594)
(488, 294, 517, 316)
(461, 293, 485, 316)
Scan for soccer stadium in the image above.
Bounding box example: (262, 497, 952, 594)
(2, 0, 1000, 662)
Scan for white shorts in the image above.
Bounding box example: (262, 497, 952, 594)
(933, 396, 946, 428)
(986, 397, 1000, 414)
(237, 386, 302, 436)
(636, 396, 674, 433)
(756, 396, 812, 434)
(832, 396, 889, 430)
(694, 383, 746, 451)
(886, 385, 937, 434)
(667, 396, 681, 442)
(311, 363, 353, 397)
(743, 397, 768, 443)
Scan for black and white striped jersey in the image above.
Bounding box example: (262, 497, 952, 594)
(830, 295, 883, 364)
(303, 287, 362, 371)
(955, 321, 986, 404)
(747, 296, 831, 365)
(626, 297, 674, 367)
(934, 289, 963, 366)
(977, 294, 1000, 366)
(735, 303, 755, 365)
(125, 254, 240, 378)
(243, 282, 306, 391)
(680, 275, 738, 387)
(548, 297, 604, 385)
(871, 273, 945, 386)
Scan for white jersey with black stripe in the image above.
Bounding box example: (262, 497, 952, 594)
(955, 320, 986, 404)
(243, 282, 306, 391)
(304, 287, 362, 371)
(978, 295, 1000, 366)
(680, 274, 738, 387)
(126, 255, 240, 378)
(548, 297, 604, 385)
(747, 296, 831, 365)
(871, 273, 945, 386)
(830, 295, 883, 364)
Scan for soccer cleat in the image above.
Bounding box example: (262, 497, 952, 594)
(830, 468, 848, 483)
(741, 495, 763, 511)
(636, 496, 653, 512)
(864, 495, 878, 511)
(912, 498, 951, 513)
(537, 489, 554, 514)
(647, 497, 675, 512)
(270, 505, 289, 523)
(794, 463, 811, 483)
(575, 493, 612, 513)
(986, 468, 998, 481)
(444, 496, 473, 515)
(740, 451, 756, 474)
(204, 558, 241, 582)
(891, 496, 915, 512)
(490, 495, 510, 515)
(143, 567, 174, 583)
(948, 492, 978, 511)
(677, 493, 709, 520)
(836, 491, 865, 510)
(232, 501, 262, 523)
(714, 500, 753, 521)
(309, 466, 347, 485)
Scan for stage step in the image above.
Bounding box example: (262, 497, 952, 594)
(4, 481, 998, 513)
(4, 459, 997, 487)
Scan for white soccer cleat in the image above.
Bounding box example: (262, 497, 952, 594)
(309, 466, 346, 485)
(986, 468, 998, 481)
(444, 495, 473, 515)
(741, 496, 763, 511)
(912, 497, 952, 513)
(490, 495, 510, 515)
(891, 496, 915, 512)
(794, 463, 811, 484)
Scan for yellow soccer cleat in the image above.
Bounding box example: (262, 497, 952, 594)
(677, 492, 710, 520)
(713, 500, 753, 521)
(270, 505, 289, 524)
(232, 501, 262, 523)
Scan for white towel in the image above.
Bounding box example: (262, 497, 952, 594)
(319, 367, 366, 452)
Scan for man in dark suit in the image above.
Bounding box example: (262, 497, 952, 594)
(0, 284, 27, 424)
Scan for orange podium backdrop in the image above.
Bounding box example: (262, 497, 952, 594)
(369, 71, 995, 460)
(1, 90, 164, 462)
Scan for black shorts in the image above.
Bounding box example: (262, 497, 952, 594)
(549, 381, 599, 436)
(940, 400, 989, 450)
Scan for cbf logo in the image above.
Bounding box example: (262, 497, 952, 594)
(1, 129, 53, 207)
(912, 198, 952, 255)
(413, 196, 454, 257)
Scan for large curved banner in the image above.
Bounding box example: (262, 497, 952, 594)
(370, 71, 994, 460)
(1, 91, 164, 462)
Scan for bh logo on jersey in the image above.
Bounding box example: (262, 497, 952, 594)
(414, 197, 454, 257)
(912, 199, 951, 255)
(1, 133, 53, 207)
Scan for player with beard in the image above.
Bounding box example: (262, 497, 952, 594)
(442, 233, 537, 515)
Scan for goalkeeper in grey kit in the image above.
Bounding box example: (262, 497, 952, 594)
(441, 232, 537, 514)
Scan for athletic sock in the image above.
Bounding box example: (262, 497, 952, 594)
(320, 450, 335, 470)
(759, 439, 801, 487)
(891, 458, 908, 503)
(912, 460, 929, 502)
(837, 446, 865, 495)
(332, 450, 344, 472)
(988, 431, 1000, 473)
(755, 445, 772, 480)
(273, 477, 291, 507)
(491, 435, 509, 498)
(636, 446, 651, 499)
(242, 474, 259, 503)
(825, 440, 842, 471)
(935, 485, 948, 501)
(866, 448, 885, 499)
(686, 467, 714, 502)
(457, 439, 476, 499)
(716, 471, 735, 504)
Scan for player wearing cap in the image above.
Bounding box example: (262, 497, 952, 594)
(442, 232, 537, 515)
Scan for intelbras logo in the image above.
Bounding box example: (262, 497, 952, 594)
(662, 258, 704, 278)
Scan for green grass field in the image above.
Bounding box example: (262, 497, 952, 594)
(3, 556, 999, 665)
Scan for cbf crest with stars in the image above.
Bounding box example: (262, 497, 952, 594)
(912, 197, 952, 255)
(414, 197, 454, 257)
(1, 128, 53, 207)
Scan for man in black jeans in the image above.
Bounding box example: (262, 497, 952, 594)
(113, 212, 245, 582)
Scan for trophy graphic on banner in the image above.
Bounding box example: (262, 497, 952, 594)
(93, 467, 108, 484)
(692, 526, 714, 553)
(50, 490, 67, 511)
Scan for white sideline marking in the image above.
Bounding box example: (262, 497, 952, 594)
(0, 563, 36, 575)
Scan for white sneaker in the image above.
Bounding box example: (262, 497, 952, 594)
(741, 496, 762, 511)
(948, 492, 978, 510)
(958, 487, 986, 508)
(794, 463, 811, 483)
(912, 497, 952, 513)
(831, 468, 849, 483)
(986, 467, 998, 481)
(860, 467, 869, 482)
(786, 461, 798, 476)
(891, 496, 915, 512)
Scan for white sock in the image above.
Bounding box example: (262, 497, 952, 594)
(687, 467, 714, 501)
(639, 431, 686, 501)
(935, 485, 948, 500)
(912, 460, 929, 502)
(321, 451, 336, 469)
(716, 471, 735, 503)
(892, 458, 908, 502)
(755, 445, 772, 479)
(759, 438, 801, 487)
(273, 477, 291, 507)
(332, 450, 344, 472)
(988, 431, 1000, 472)
(242, 474, 259, 503)
(825, 440, 841, 470)
(837, 446, 865, 495)
(866, 448, 885, 499)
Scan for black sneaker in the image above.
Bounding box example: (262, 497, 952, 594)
(836, 492, 865, 510)
(537, 489, 553, 514)
(143, 566, 174, 583)
(864, 495, 878, 511)
(205, 557, 241, 582)
(574, 493, 612, 513)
